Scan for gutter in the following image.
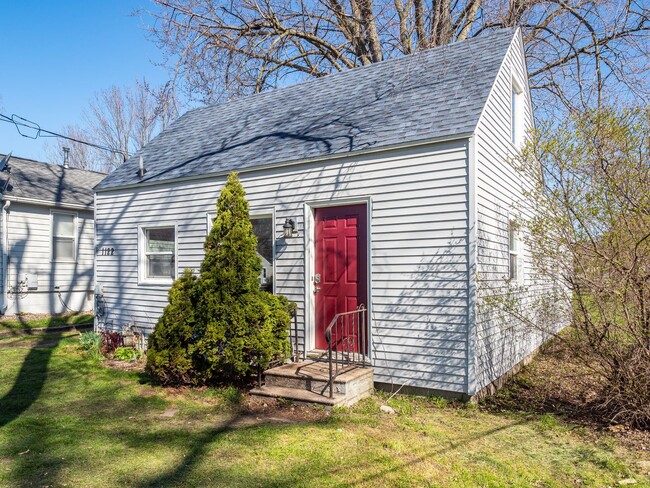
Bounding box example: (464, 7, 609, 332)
(95, 131, 475, 194)
(3, 195, 93, 211)
(2, 200, 10, 314)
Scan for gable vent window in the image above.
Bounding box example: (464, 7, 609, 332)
(52, 212, 76, 261)
(142, 226, 176, 281)
(511, 77, 523, 146)
(508, 220, 522, 283)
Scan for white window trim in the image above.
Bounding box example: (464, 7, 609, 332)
(205, 207, 276, 294)
(50, 210, 78, 263)
(508, 218, 523, 284)
(138, 223, 178, 286)
(511, 75, 523, 147)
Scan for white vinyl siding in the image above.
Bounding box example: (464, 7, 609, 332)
(4, 202, 95, 314)
(473, 34, 559, 393)
(95, 140, 471, 393)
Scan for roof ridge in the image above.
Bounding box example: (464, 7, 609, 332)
(186, 27, 516, 117)
(0, 154, 108, 175)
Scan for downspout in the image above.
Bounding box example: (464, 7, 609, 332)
(2, 200, 10, 314)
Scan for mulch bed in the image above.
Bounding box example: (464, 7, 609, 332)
(482, 338, 650, 451)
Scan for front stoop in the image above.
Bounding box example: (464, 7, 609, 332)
(250, 360, 374, 407)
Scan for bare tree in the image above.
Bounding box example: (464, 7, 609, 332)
(49, 80, 179, 173)
(145, 0, 649, 112)
(47, 125, 103, 171)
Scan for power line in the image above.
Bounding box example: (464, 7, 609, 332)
(0, 113, 127, 161)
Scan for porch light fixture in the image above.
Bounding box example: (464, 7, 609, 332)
(283, 218, 296, 238)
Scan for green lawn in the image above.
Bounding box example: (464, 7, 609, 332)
(0, 313, 93, 332)
(0, 335, 648, 487)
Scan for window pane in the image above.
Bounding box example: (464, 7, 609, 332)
(251, 216, 273, 292)
(146, 228, 175, 253)
(147, 254, 175, 279)
(53, 214, 74, 237)
(509, 253, 519, 281)
(54, 237, 74, 260)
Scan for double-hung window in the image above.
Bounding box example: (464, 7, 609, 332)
(52, 212, 76, 261)
(251, 214, 274, 292)
(508, 219, 522, 283)
(142, 226, 176, 281)
(206, 210, 275, 292)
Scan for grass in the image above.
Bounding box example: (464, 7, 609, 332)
(0, 312, 93, 331)
(0, 336, 648, 487)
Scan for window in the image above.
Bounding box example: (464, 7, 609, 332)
(508, 220, 522, 282)
(142, 227, 176, 281)
(205, 210, 275, 292)
(251, 215, 274, 292)
(52, 212, 76, 261)
(511, 77, 523, 146)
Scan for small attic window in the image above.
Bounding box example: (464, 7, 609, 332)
(511, 77, 523, 146)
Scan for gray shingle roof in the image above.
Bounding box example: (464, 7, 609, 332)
(96, 28, 516, 191)
(0, 155, 106, 208)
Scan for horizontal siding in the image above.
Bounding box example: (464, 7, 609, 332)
(4, 202, 94, 314)
(473, 35, 556, 392)
(96, 141, 471, 393)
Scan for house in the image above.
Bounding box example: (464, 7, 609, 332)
(0, 154, 105, 315)
(94, 27, 556, 399)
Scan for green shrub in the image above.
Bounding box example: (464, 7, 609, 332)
(79, 331, 103, 360)
(147, 173, 294, 385)
(146, 269, 197, 384)
(113, 347, 143, 362)
(79, 331, 102, 351)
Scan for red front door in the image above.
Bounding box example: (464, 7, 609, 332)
(314, 204, 368, 351)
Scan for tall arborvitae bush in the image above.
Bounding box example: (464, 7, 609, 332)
(146, 172, 294, 385)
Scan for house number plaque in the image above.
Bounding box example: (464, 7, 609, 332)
(98, 247, 116, 256)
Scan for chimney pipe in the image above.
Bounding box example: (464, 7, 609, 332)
(138, 155, 147, 177)
(62, 147, 70, 169)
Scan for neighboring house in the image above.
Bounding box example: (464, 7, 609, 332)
(0, 155, 106, 315)
(94, 28, 557, 398)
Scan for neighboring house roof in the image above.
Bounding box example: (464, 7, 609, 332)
(96, 28, 517, 191)
(0, 155, 106, 208)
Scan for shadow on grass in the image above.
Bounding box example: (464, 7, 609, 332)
(0, 332, 65, 428)
(132, 407, 526, 487)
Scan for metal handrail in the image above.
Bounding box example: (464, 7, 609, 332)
(324, 304, 368, 398)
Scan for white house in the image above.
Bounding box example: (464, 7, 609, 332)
(94, 28, 552, 399)
(0, 155, 105, 315)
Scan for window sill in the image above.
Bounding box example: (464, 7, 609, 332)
(138, 278, 174, 287)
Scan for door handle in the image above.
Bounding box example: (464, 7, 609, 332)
(314, 286, 321, 293)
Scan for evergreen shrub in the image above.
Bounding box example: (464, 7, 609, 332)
(146, 173, 294, 385)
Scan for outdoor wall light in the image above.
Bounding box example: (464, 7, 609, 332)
(283, 218, 296, 238)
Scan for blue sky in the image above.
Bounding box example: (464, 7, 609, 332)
(0, 1, 168, 162)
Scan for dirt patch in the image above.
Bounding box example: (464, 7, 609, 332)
(238, 394, 331, 423)
(482, 338, 650, 451)
(103, 359, 146, 373)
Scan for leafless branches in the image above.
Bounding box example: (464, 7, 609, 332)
(49, 80, 178, 172)
(145, 0, 649, 111)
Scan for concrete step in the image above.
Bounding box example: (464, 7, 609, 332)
(251, 360, 374, 406)
(249, 385, 346, 406)
(264, 360, 372, 395)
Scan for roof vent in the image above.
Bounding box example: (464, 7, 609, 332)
(62, 147, 70, 169)
(138, 155, 147, 178)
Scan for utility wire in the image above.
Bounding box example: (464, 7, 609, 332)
(0, 113, 127, 161)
